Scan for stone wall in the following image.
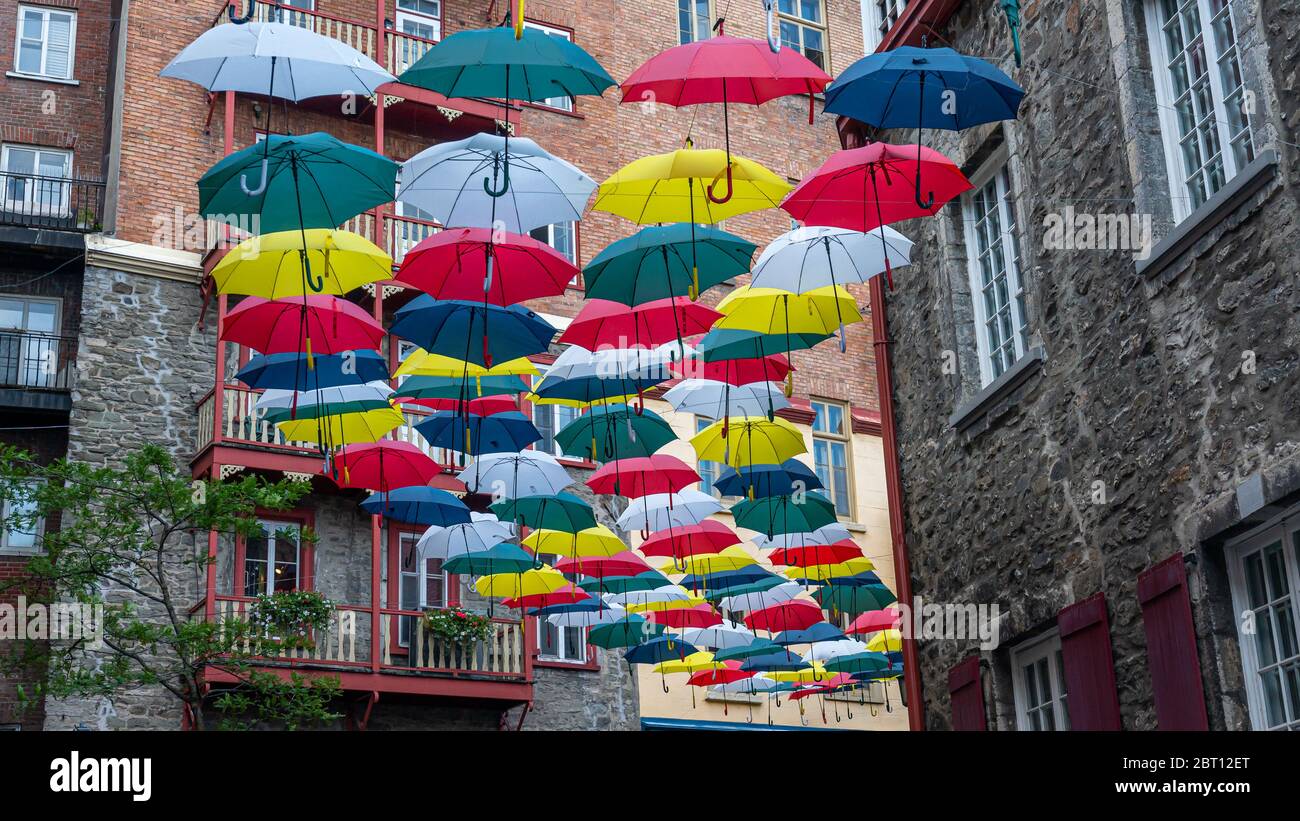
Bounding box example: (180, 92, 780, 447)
(874, 0, 1300, 729)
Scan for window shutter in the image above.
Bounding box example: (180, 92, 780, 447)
(46, 13, 73, 79)
(1137, 555, 1209, 730)
(948, 655, 986, 730)
(1057, 593, 1123, 730)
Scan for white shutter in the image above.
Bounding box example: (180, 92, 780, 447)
(44, 12, 74, 78)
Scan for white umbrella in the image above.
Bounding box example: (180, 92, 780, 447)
(751, 524, 853, 550)
(399, 133, 596, 234)
(663, 379, 790, 419)
(807, 638, 870, 662)
(605, 584, 694, 609)
(417, 518, 515, 561)
(254, 381, 393, 416)
(714, 673, 782, 694)
(457, 451, 573, 498)
(681, 621, 755, 650)
(750, 226, 912, 294)
(617, 489, 722, 532)
(547, 604, 626, 629)
(718, 581, 807, 614)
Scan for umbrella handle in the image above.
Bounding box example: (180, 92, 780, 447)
(514, 0, 525, 38)
(914, 177, 934, 210)
(483, 157, 510, 198)
(240, 159, 269, 197)
(763, 0, 780, 52)
(706, 163, 733, 205)
(228, 0, 256, 24)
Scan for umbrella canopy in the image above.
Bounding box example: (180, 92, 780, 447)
(865, 628, 903, 653)
(161, 21, 396, 100)
(638, 520, 741, 560)
(475, 567, 570, 599)
(786, 557, 876, 582)
(616, 489, 723, 532)
(211, 229, 392, 298)
(459, 452, 573, 498)
(589, 615, 666, 649)
(669, 545, 759, 576)
(620, 34, 830, 106)
(583, 224, 755, 305)
(255, 382, 394, 423)
(749, 225, 913, 292)
(418, 517, 516, 561)
(768, 540, 863, 568)
(504, 585, 591, 610)
(623, 635, 699, 665)
(394, 352, 538, 381)
(670, 355, 793, 386)
(489, 492, 596, 532)
(653, 650, 724, 675)
(821, 651, 892, 675)
(731, 492, 839, 537)
(444, 542, 537, 576)
(555, 404, 677, 462)
(681, 621, 757, 651)
(276, 405, 405, 446)
(223, 295, 384, 355)
(237, 350, 388, 391)
(390, 297, 556, 368)
(662, 379, 789, 420)
(744, 599, 825, 633)
(523, 525, 626, 558)
(717, 581, 806, 613)
(398, 133, 595, 234)
(752, 524, 854, 550)
(398, 24, 615, 103)
(556, 552, 652, 579)
(812, 583, 898, 617)
(807, 638, 870, 661)
(740, 650, 813, 673)
(198, 132, 397, 237)
(528, 352, 669, 407)
(690, 415, 807, 467)
(649, 604, 723, 630)
(697, 328, 832, 362)
(713, 638, 784, 662)
(395, 227, 577, 305)
(414, 411, 542, 455)
(403, 396, 518, 416)
(396, 375, 531, 401)
(592, 149, 791, 225)
(715, 460, 824, 500)
(586, 455, 700, 498)
(847, 608, 904, 636)
(360, 486, 470, 526)
(715, 286, 862, 336)
(580, 571, 674, 595)
(773, 622, 847, 646)
(687, 664, 752, 687)
(559, 298, 722, 350)
(331, 441, 441, 491)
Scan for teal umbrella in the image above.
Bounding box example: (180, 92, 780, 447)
(490, 492, 597, 533)
(555, 404, 677, 461)
(822, 651, 891, 676)
(703, 575, 791, 602)
(393, 375, 531, 400)
(713, 638, 783, 662)
(579, 571, 672, 595)
(731, 492, 839, 538)
(443, 543, 535, 576)
(583, 224, 756, 306)
(697, 328, 833, 363)
(588, 615, 667, 650)
(813, 583, 898, 618)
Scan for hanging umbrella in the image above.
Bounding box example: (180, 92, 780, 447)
(662, 379, 790, 425)
(403, 396, 518, 416)
(669, 355, 793, 386)
(697, 328, 832, 363)
(589, 615, 666, 649)
(459, 452, 573, 498)
(276, 405, 405, 446)
(847, 608, 904, 636)
(752, 523, 853, 550)
(668, 545, 759, 576)
(414, 411, 542, 456)
(749, 225, 913, 307)
(714, 638, 784, 662)
(740, 650, 813, 673)
(653, 650, 724, 675)
(475, 567, 570, 599)
(593, 148, 791, 225)
(331, 441, 441, 490)
(546, 606, 628, 630)
(555, 404, 676, 462)
(418, 517, 516, 561)
(391, 298, 556, 369)
(708, 575, 796, 605)
(785, 557, 876, 582)
(223, 295, 384, 355)
(649, 605, 723, 630)
(586, 455, 700, 498)
(682, 566, 782, 594)
(690, 415, 807, 469)
(237, 350, 388, 391)
(580, 571, 673, 596)
(774, 622, 846, 646)
(807, 638, 870, 661)
(583, 224, 755, 305)
(638, 520, 741, 561)
(396, 375, 531, 401)
(360, 487, 471, 527)
(821, 651, 892, 676)
(687, 664, 752, 688)
(489, 492, 596, 532)
(255, 382, 394, 423)
(717, 581, 806, 614)
(559, 298, 722, 351)
(528, 349, 669, 410)
(714, 460, 823, 500)
(444, 543, 537, 576)
(556, 552, 652, 579)
(608, 585, 700, 611)
(616, 489, 722, 532)
(623, 636, 698, 665)
(523, 525, 626, 558)
(864, 629, 903, 653)
(395, 227, 577, 305)
(211, 229, 392, 298)
(504, 585, 591, 610)
(744, 600, 825, 633)
(731, 492, 839, 537)
(768, 540, 863, 568)
(395, 352, 539, 382)
(714, 286, 862, 344)
(812, 583, 898, 618)
(681, 621, 756, 651)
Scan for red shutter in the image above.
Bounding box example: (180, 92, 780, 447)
(948, 655, 987, 730)
(1138, 555, 1209, 730)
(1058, 593, 1123, 730)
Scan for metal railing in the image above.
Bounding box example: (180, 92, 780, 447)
(0, 171, 105, 232)
(0, 330, 76, 391)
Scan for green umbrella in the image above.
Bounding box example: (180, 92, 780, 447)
(556, 404, 676, 461)
(731, 492, 838, 538)
(698, 328, 833, 362)
(588, 615, 665, 650)
(393, 375, 531, 400)
(579, 571, 672, 595)
(443, 543, 535, 576)
(703, 575, 791, 602)
(583, 224, 756, 306)
(822, 651, 891, 675)
(490, 492, 597, 533)
(813, 584, 898, 618)
(713, 638, 783, 662)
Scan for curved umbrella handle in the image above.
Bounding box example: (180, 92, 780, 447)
(914, 176, 935, 210)
(483, 156, 510, 198)
(228, 0, 256, 24)
(302, 252, 325, 293)
(763, 0, 780, 52)
(240, 159, 269, 196)
(706, 162, 734, 204)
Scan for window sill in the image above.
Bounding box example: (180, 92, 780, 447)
(0, 548, 42, 557)
(535, 655, 599, 672)
(6, 71, 78, 86)
(518, 100, 584, 120)
(948, 346, 1046, 434)
(1136, 149, 1280, 282)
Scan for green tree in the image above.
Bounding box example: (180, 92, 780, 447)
(0, 444, 342, 730)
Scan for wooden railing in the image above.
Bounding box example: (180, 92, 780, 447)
(251, 1, 378, 61)
(195, 384, 320, 454)
(384, 213, 440, 263)
(386, 28, 439, 77)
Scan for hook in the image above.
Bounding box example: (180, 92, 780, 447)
(228, 0, 256, 24)
(706, 162, 734, 204)
(240, 158, 269, 196)
(763, 0, 780, 52)
(301, 250, 325, 293)
(483, 155, 510, 198)
(914, 178, 935, 210)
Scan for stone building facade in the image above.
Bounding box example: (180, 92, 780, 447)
(857, 0, 1300, 730)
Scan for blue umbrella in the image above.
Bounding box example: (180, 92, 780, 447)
(443, 542, 536, 576)
(714, 459, 823, 499)
(713, 637, 784, 662)
(236, 350, 388, 390)
(390, 297, 556, 368)
(395, 375, 531, 400)
(680, 566, 781, 591)
(360, 487, 470, 527)
(815, 571, 883, 587)
(740, 650, 812, 673)
(823, 45, 1024, 207)
(623, 636, 698, 665)
(774, 622, 846, 646)
(414, 411, 541, 456)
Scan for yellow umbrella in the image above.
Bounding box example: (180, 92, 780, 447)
(865, 628, 902, 653)
(661, 545, 758, 576)
(211, 229, 392, 298)
(275, 405, 404, 447)
(395, 350, 539, 380)
(525, 393, 635, 409)
(523, 526, 626, 558)
(624, 594, 706, 613)
(768, 663, 829, 684)
(690, 415, 806, 468)
(784, 556, 876, 581)
(715, 285, 862, 336)
(653, 651, 721, 675)
(474, 567, 569, 599)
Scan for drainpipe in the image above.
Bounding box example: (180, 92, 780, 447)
(870, 274, 925, 730)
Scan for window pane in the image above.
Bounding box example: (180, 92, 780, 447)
(45, 14, 71, 78)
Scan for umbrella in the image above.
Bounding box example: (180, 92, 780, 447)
(668, 545, 759, 576)
(555, 404, 677, 462)
(774, 622, 846, 646)
(697, 328, 832, 363)
(865, 629, 903, 653)
(444, 543, 537, 576)
(504, 585, 591, 610)
(255, 382, 394, 423)
(669, 355, 793, 386)
(398, 133, 595, 234)
(528, 349, 669, 409)
(847, 608, 904, 636)
(822, 651, 891, 675)
(222, 295, 385, 355)
(586, 456, 700, 498)
(459, 452, 573, 498)
(714, 286, 862, 346)
(360, 487, 470, 527)
(744, 600, 825, 633)
(593, 147, 791, 225)
(522, 525, 626, 558)
(731, 492, 839, 538)
(418, 517, 516, 561)
(714, 460, 824, 500)
(617, 489, 722, 532)
(768, 540, 863, 568)
(649, 605, 723, 630)
(556, 552, 652, 579)
(414, 411, 542, 456)
(687, 664, 752, 688)
(489, 492, 596, 532)
(390, 297, 556, 369)
(662, 379, 790, 423)
(546, 606, 628, 630)
(709, 575, 797, 605)
(475, 567, 570, 599)
(610, 585, 701, 611)
(750, 225, 912, 310)
(752, 524, 853, 550)
(653, 650, 723, 675)
(276, 405, 405, 447)
(807, 639, 870, 661)
(812, 583, 898, 618)
(623, 636, 698, 665)
(690, 415, 807, 468)
(559, 298, 722, 351)
(580, 572, 673, 595)
(395, 352, 539, 381)
(713, 638, 784, 662)
(785, 557, 876, 582)
(681, 621, 756, 651)
(331, 441, 440, 491)
(237, 350, 388, 391)
(211, 229, 392, 298)
(638, 520, 741, 561)
(740, 650, 812, 673)
(395, 226, 577, 305)
(396, 375, 531, 401)
(583, 224, 755, 305)
(682, 566, 782, 593)
(717, 581, 806, 614)
(589, 615, 666, 649)
(402, 396, 518, 416)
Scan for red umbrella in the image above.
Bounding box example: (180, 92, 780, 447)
(586, 456, 700, 498)
(744, 599, 823, 632)
(558, 298, 721, 350)
(639, 520, 741, 560)
(687, 661, 750, 687)
(781, 143, 971, 285)
(222, 295, 384, 355)
(396, 396, 518, 415)
(503, 585, 590, 610)
(788, 672, 854, 699)
(555, 552, 652, 579)
(395, 227, 577, 305)
(330, 441, 442, 491)
(649, 604, 723, 629)
(767, 539, 863, 568)
(847, 607, 903, 636)
(671, 354, 793, 386)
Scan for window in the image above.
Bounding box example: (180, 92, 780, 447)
(1011, 632, 1071, 730)
(811, 400, 851, 517)
(678, 0, 712, 44)
(521, 21, 575, 111)
(777, 0, 827, 70)
(0, 295, 61, 389)
(530, 222, 577, 266)
(394, 0, 441, 74)
(398, 529, 448, 646)
(531, 373, 579, 458)
(863, 0, 907, 50)
(961, 158, 1028, 384)
(2, 145, 72, 216)
(14, 5, 75, 80)
(1, 479, 43, 553)
(695, 416, 723, 497)
(242, 519, 302, 597)
(1144, 0, 1255, 222)
(1226, 513, 1300, 730)
(536, 551, 588, 663)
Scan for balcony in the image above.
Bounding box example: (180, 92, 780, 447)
(0, 171, 105, 234)
(0, 330, 76, 411)
(192, 596, 532, 702)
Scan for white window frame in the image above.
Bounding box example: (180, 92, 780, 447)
(1010, 630, 1071, 731)
(13, 5, 76, 81)
(529, 222, 578, 284)
(776, 0, 828, 70)
(1143, 0, 1256, 223)
(396, 0, 442, 39)
(534, 551, 589, 664)
(1, 144, 72, 216)
(678, 0, 714, 45)
(961, 149, 1029, 386)
(860, 0, 907, 51)
(530, 368, 579, 458)
(0, 294, 63, 389)
(1224, 506, 1300, 730)
(243, 518, 302, 597)
(521, 20, 575, 111)
(1, 478, 44, 554)
(694, 415, 726, 499)
(811, 399, 852, 518)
